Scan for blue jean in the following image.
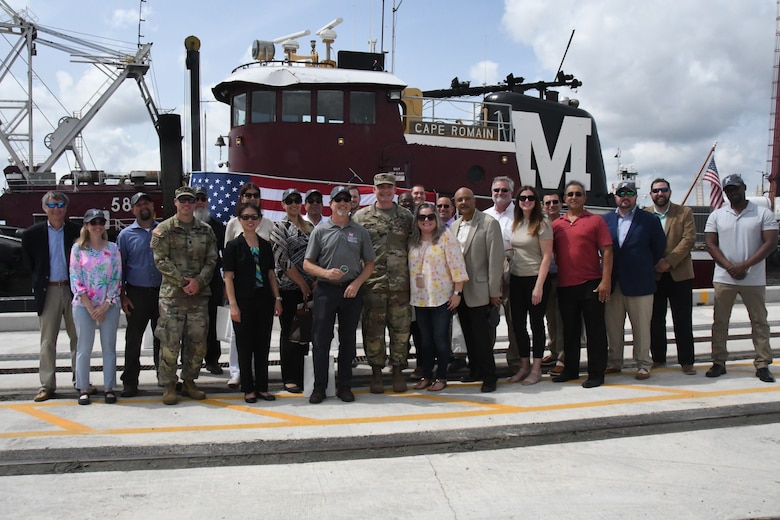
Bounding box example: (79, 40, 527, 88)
(73, 303, 120, 391)
(414, 304, 452, 380)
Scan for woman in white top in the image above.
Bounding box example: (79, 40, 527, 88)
(507, 186, 553, 385)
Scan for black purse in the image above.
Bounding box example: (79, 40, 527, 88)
(289, 299, 313, 344)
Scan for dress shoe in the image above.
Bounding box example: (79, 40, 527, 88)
(550, 362, 565, 375)
(33, 389, 54, 402)
(204, 362, 223, 375)
(604, 367, 622, 375)
(336, 386, 355, 402)
(681, 365, 697, 375)
(460, 373, 479, 383)
(635, 368, 651, 381)
(244, 394, 258, 403)
(448, 358, 467, 373)
(756, 367, 776, 383)
(284, 384, 303, 394)
(309, 389, 326, 404)
(582, 378, 604, 388)
(705, 363, 727, 378)
(552, 373, 579, 383)
(258, 392, 276, 401)
(480, 380, 497, 393)
(121, 386, 138, 398)
(651, 361, 666, 369)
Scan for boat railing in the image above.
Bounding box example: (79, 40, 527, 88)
(401, 95, 514, 143)
(231, 58, 338, 74)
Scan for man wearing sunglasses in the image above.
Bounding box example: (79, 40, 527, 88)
(304, 186, 376, 403)
(22, 191, 82, 402)
(303, 189, 324, 227)
(602, 181, 665, 381)
(353, 173, 414, 394)
(436, 196, 456, 229)
(151, 186, 218, 405)
(541, 192, 565, 376)
(644, 179, 697, 375)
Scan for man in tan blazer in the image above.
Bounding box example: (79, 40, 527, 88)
(451, 187, 505, 392)
(645, 178, 697, 374)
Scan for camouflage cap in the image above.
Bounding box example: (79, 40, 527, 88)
(175, 186, 196, 199)
(374, 173, 397, 186)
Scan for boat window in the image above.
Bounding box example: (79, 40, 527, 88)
(282, 90, 312, 123)
(317, 90, 344, 124)
(232, 93, 247, 127)
(251, 91, 276, 123)
(350, 92, 375, 124)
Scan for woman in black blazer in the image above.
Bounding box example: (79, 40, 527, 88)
(223, 202, 283, 403)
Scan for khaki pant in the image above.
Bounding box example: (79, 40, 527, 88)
(711, 283, 772, 368)
(38, 285, 77, 391)
(605, 282, 653, 371)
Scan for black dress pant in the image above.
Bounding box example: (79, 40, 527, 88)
(204, 280, 225, 366)
(121, 284, 160, 387)
(557, 279, 607, 380)
(650, 274, 695, 366)
(279, 289, 309, 387)
(457, 300, 497, 384)
(232, 290, 274, 394)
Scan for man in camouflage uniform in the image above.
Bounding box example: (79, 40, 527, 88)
(151, 186, 218, 405)
(353, 173, 413, 393)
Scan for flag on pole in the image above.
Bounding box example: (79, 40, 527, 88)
(702, 157, 723, 209)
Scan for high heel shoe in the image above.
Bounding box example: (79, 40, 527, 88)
(521, 370, 542, 386)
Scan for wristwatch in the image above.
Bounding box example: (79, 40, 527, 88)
(453, 291, 461, 296)
(275, 296, 283, 301)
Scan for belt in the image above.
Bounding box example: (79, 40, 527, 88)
(48, 280, 68, 286)
(320, 280, 355, 288)
(126, 284, 160, 291)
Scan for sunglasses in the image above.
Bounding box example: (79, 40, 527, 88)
(242, 192, 260, 199)
(332, 195, 352, 203)
(417, 213, 437, 222)
(88, 219, 107, 226)
(544, 200, 560, 206)
(306, 197, 323, 204)
(517, 195, 536, 202)
(493, 188, 510, 193)
(177, 196, 196, 204)
(566, 191, 584, 198)
(284, 197, 302, 205)
(46, 201, 66, 208)
(436, 204, 450, 209)
(651, 187, 670, 194)
(239, 214, 260, 221)
(195, 195, 208, 202)
(616, 190, 636, 197)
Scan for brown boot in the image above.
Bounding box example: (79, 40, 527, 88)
(370, 366, 385, 394)
(392, 365, 407, 393)
(181, 379, 206, 400)
(162, 382, 178, 405)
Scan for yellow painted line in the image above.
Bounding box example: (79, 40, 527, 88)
(5, 403, 94, 434)
(203, 398, 319, 423)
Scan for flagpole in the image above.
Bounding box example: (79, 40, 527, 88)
(681, 141, 718, 205)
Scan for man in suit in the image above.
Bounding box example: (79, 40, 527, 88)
(645, 179, 697, 375)
(21, 191, 82, 402)
(451, 187, 504, 392)
(603, 181, 666, 380)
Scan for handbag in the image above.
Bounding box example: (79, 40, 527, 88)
(289, 299, 313, 344)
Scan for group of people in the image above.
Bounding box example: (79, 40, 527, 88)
(20, 169, 778, 406)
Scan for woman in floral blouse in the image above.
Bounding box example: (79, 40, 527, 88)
(408, 203, 469, 391)
(69, 209, 122, 405)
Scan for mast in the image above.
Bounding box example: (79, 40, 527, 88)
(767, 0, 780, 210)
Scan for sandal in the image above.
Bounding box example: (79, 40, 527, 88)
(78, 392, 91, 405)
(521, 371, 542, 386)
(428, 379, 447, 392)
(104, 391, 117, 404)
(508, 368, 530, 383)
(413, 378, 431, 390)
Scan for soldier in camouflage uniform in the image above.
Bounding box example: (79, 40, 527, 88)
(151, 186, 218, 405)
(353, 173, 413, 393)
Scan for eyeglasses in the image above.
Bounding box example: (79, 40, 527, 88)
(242, 192, 260, 199)
(493, 188, 510, 193)
(332, 195, 352, 203)
(436, 204, 450, 209)
(46, 201, 66, 209)
(566, 191, 584, 198)
(651, 187, 670, 194)
(544, 200, 560, 206)
(88, 219, 107, 226)
(417, 213, 437, 222)
(616, 190, 636, 197)
(195, 195, 208, 202)
(177, 196, 196, 204)
(284, 197, 302, 205)
(306, 197, 323, 204)
(239, 214, 260, 221)
(517, 195, 536, 202)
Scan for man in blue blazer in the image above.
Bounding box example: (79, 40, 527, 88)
(602, 182, 666, 380)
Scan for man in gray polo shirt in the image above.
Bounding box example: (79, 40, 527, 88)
(304, 186, 376, 403)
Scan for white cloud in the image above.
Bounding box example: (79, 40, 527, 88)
(468, 61, 500, 86)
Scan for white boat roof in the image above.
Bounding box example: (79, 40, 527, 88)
(213, 62, 407, 101)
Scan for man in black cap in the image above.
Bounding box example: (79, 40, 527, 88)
(705, 174, 778, 383)
(194, 185, 226, 375)
(303, 189, 324, 227)
(118, 192, 162, 396)
(303, 186, 375, 404)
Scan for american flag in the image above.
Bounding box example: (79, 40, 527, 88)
(702, 157, 724, 209)
(190, 172, 426, 225)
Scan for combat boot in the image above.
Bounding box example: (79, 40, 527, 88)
(181, 379, 206, 400)
(370, 366, 385, 394)
(162, 383, 178, 405)
(392, 365, 407, 393)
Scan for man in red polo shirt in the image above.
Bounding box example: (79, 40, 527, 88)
(551, 180, 613, 388)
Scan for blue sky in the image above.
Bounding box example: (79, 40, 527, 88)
(1, 0, 776, 204)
